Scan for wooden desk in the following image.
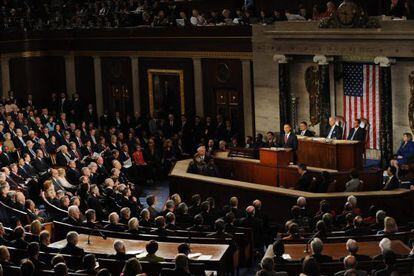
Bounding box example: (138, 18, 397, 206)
(49, 234, 229, 263)
(264, 240, 411, 261)
(297, 137, 364, 171)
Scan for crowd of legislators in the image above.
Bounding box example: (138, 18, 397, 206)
(2, 0, 414, 32)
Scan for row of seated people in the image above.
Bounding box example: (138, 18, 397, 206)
(0, 232, 195, 276)
(293, 162, 414, 192)
(258, 237, 414, 276)
(281, 196, 404, 240)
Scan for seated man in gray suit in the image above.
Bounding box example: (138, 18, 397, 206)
(334, 255, 367, 276)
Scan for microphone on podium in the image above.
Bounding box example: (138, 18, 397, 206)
(87, 226, 107, 245)
(304, 231, 319, 253)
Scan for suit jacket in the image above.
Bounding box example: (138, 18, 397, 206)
(299, 129, 314, 137)
(139, 253, 165, 263)
(279, 132, 298, 150)
(311, 253, 333, 263)
(383, 176, 400, 190)
(347, 127, 366, 142)
(396, 141, 414, 164)
(59, 243, 85, 257)
(295, 172, 312, 191)
(10, 238, 29, 249)
(326, 125, 343, 140)
(335, 269, 367, 276)
(32, 158, 49, 174)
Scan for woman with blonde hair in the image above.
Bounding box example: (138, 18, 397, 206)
(378, 216, 398, 235)
(56, 168, 77, 192)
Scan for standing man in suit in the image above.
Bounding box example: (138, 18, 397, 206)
(326, 117, 343, 140)
(295, 164, 312, 191)
(279, 123, 298, 150)
(298, 121, 314, 137)
(383, 166, 400, 190)
(347, 119, 366, 142)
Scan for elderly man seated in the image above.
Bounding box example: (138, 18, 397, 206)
(334, 255, 367, 276)
(59, 231, 85, 257)
(62, 205, 83, 226)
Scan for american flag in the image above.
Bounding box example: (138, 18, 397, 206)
(343, 63, 380, 149)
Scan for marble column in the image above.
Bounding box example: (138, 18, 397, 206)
(0, 55, 10, 98)
(241, 59, 254, 136)
(273, 54, 291, 131)
(192, 58, 204, 117)
(375, 56, 394, 167)
(93, 56, 104, 119)
(313, 55, 331, 137)
(64, 53, 76, 96)
(130, 56, 140, 114)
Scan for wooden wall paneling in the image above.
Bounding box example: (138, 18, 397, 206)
(101, 57, 133, 117)
(202, 59, 244, 139)
(75, 56, 96, 107)
(9, 56, 66, 107)
(138, 58, 195, 118)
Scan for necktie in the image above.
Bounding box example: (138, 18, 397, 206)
(284, 134, 288, 144)
(350, 129, 357, 140)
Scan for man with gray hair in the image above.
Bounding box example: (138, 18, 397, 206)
(60, 231, 84, 256)
(343, 239, 371, 262)
(334, 255, 368, 276)
(373, 210, 387, 231)
(62, 205, 82, 226)
(310, 238, 333, 263)
(256, 257, 288, 276)
(373, 238, 401, 260)
(110, 240, 133, 261)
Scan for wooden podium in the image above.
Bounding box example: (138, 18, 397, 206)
(259, 148, 293, 167)
(297, 138, 364, 171)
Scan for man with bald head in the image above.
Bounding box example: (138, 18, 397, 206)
(334, 255, 367, 276)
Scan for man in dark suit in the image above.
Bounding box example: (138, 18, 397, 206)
(298, 121, 314, 137)
(59, 231, 85, 257)
(279, 123, 298, 150)
(295, 164, 312, 191)
(32, 150, 50, 175)
(109, 240, 135, 261)
(341, 239, 372, 262)
(62, 205, 83, 226)
(383, 166, 400, 190)
(347, 119, 366, 142)
(344, 216, 373, 236)
(372, 250, 398, 276)
(326, 116, 343, 140)
(334, 255, 368, 276)
(310, 238, 333, 263)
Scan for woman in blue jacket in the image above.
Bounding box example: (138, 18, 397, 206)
(395, 132, 414, 165)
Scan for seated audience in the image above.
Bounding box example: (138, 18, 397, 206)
(121, 258, 145, 276)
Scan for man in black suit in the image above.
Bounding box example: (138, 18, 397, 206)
(344, 216, 373, 236)
(334, 255, 368, 276)
(32, 150, 49, 175)
(66, 160, 81, 185)
(62, 205, 83, 226)
(347, 119, 366, 142)
(326, 116, 343, 140)
(295, 164, 312, 191)
(109, 240, 134, 260)
(382, 166, 400, 190)
(310, 238, 333, 263)
(279, 123, 298, 150)
(59, 231, 85, 257)
(372, 250, 398, 276)
(298, 121, 314, 137)
(342, 239, 372, 262)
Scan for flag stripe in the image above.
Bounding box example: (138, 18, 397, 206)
(343, 63, 380, 150)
